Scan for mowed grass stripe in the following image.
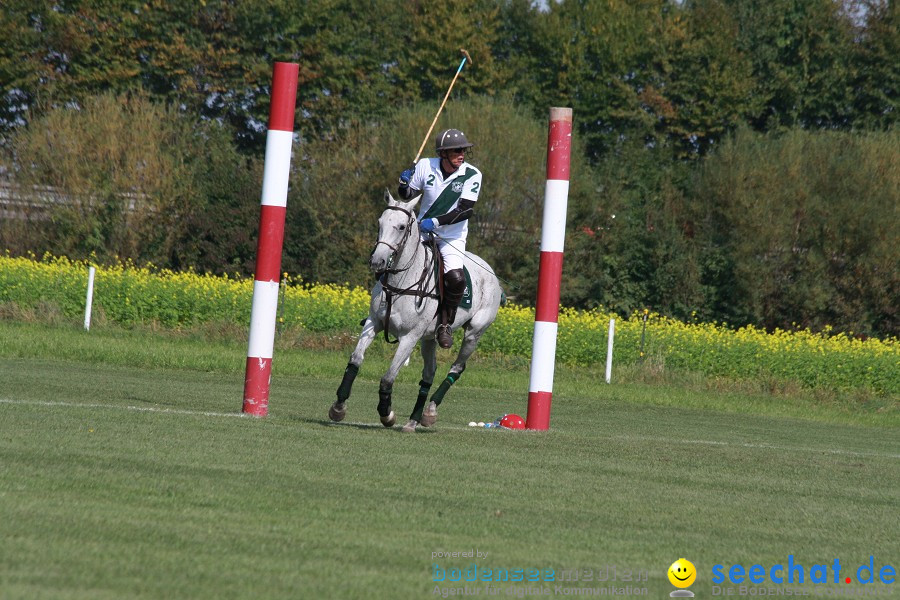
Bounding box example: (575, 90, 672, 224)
(0, 398, 246, 419)
(1, 320, 897, 429)
(0, 324, 897, 598)
(2, 396, 898, 461)
(2, 359, 898, 599)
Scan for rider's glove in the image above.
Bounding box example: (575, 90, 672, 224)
(399, 168, 415, 186)
(419, 218, 437, 233)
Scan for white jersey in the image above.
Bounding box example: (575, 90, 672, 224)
(408, 157, 482, 242)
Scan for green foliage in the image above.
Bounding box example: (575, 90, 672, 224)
(695, 127, 900, 336)
(654, 0, 759, 156)
(2, 0, 898, 340)
(724, 0, 859, 130)
(0, 0, 409, 149)
(0, 1, 145, 133)
(285, 124, 385, 286)
(398, 0, 508, 102)
(232, 0, 408, 145)
(2, 0, 896, 148)
(166, 122, 263, 275)
(509, 0, 760, 160)
(0, 91, 261, 273)
(288, 94, 599, 296)
(570, 140, 706, 317)
(522, 0, 665, 159)
(2, 92, 193, 263)
(849, 0, 900, 130)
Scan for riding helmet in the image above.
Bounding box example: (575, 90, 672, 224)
(435, 129, 474, 152)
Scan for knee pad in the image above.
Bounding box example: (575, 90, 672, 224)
(444, 268, 465, 293)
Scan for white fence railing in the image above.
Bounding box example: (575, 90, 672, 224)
(0, 182, 142, 220)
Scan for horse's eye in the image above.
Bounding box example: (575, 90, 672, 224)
(398, 225, 406, 231)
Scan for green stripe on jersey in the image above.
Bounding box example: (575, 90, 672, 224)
(422, 168, 478, 220)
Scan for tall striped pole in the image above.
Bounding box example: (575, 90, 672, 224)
(526, 107, 572, 431)
(242, 62, 299, 417)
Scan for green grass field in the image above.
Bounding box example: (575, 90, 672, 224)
(0, 321, 897, 599)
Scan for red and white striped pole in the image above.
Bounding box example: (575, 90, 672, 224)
(526, 107, 572, 431)
(242, 62, 299, 417)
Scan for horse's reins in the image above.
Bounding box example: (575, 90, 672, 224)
(427, 230, 521, 291)
(374, 206, 440, 344)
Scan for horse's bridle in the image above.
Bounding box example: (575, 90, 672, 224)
(372, 205, 417, 275)
(372, 205, 440, 344)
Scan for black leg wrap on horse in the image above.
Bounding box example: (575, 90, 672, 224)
(417, 379, 433, 402)
(409, 379, 433, 422)
(429, 369, 464, 406)
(377, 383, 393, 417)
(336, 363, 359, 402)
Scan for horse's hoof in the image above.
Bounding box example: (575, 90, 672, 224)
(329, 401, 347, 422)
(380, 410, 396, 427)
(420, 401, 438, 427)
(401, 419, 419, 433)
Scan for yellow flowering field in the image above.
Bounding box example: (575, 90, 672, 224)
(1, 253, 896, 393)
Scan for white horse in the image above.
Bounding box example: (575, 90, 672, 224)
(329, 190, 503, 432)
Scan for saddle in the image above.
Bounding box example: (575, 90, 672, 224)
(430, 249, 472, 310)
(425, 237, 472, 311)
(378, 236, 471, 344)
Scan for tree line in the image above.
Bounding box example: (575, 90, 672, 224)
(1, 0, 897, 337)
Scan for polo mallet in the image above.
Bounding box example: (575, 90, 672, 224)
(412, 49, 473, 164)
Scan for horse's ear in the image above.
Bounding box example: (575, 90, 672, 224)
(384, 188, 396, 206)
(403, 194, 422, 211)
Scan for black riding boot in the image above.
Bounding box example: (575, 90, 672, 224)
(437, 268, 465, 349)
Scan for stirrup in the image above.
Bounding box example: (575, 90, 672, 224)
(436, 324, 453, 349)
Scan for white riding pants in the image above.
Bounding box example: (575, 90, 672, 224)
(434, 237, 466, 272)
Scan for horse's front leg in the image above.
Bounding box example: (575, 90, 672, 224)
(377, 334, 419, 428)
(408, 338, 437, 426)
(330, 315, 380, 422)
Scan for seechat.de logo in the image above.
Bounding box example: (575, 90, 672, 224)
(712, 556, 896, 586)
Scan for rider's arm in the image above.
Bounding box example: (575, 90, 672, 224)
(398, 182, 418, 200)
(434, 199, 475, 225)
(398, 162, 424, 200)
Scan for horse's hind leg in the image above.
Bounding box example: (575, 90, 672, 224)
(330, 316, 380, 422)
(407, 338, 437, 427)
(418, 326, 485, 425)
(423, 365, 466, 421)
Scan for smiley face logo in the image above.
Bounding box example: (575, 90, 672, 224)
(668, 558, 697, 588)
